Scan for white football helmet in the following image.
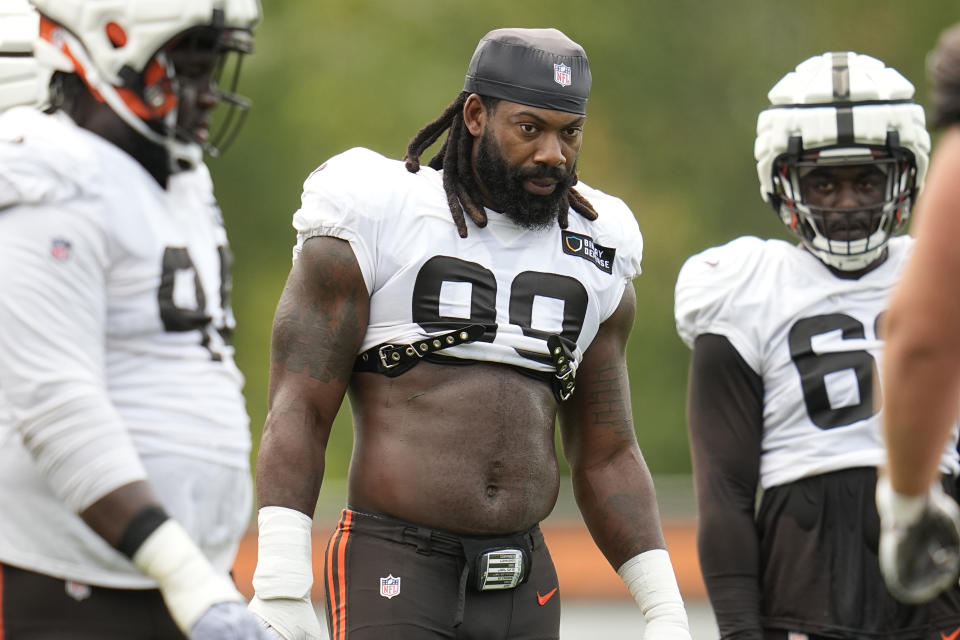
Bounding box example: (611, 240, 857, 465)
(32, 0, 261, 168)
(0, 0, 49, 112)
(755, 52, 930, 271)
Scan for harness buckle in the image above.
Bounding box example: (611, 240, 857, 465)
(378, 344, 402, 369)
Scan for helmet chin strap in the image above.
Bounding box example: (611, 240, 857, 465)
(49, 26, 202, 172)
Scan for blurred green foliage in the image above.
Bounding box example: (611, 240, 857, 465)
(212, 1, 959, 479)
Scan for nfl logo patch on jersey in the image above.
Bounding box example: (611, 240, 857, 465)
(50, 238, 72, 261)
(379, 574, 401, 599)
(65, 580, 92, 602)
(554, 63, 572, 87)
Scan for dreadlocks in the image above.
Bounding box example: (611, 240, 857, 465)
(403, 92, 598, 238)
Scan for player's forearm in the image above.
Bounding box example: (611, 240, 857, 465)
(80, 480, 160, 546)
(250, 385, 328, 637)
(571, 447, 666, 568)
(84, 486, 248, 634)
(883, 127, 960, 495)
(697, 513, 764, 639)
(574, 451, 691, 639)
(882, 339, 960, 495)
(256, 402, 329, 516)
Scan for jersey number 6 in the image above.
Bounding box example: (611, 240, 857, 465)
(788, 312, 883, 430)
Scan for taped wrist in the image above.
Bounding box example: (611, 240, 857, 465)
(617, 549, 690, 632)
(132, 519, 243, 633)
(876, 475, 928, 529)
(253, 506, 315, 600)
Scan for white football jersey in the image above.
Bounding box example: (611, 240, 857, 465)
(292, 147, 643, 374)
(675, 235, 960, 489)
(0, 108, 251, 587)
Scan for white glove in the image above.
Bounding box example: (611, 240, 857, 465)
(247, 506, 324, 640)
(618, 549, 692, 639)
(190, 602, 277, 640)
(877, 475, 960, 604)
(248, 594, 323, 640)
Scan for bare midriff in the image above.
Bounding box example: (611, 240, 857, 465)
(346, 361, 561, 535)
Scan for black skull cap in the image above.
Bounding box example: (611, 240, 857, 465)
(463, 28, 591, 115)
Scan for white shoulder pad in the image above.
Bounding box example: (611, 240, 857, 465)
(574, 180, 644, 280)
(674, 235, 768, 350)
(291, 147, 429, 292)
(0, 109, 100, 210)
(293, 146, 413, 236)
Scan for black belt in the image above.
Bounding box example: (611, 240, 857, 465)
(354, 325, 579, 401)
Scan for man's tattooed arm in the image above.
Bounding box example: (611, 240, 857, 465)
(256, 236, 370, 515)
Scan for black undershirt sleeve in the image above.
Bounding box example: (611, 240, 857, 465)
(687, 333, 765, 640)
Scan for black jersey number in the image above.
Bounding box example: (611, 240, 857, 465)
(411, 256, 588, 365)
(788, 313, 880, 430)
(158, 246, 231, 361)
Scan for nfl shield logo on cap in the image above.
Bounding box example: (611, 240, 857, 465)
(379, 574, 401, 599)
(554, 62, 572, 87)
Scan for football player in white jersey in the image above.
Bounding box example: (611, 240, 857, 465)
(675, 52, 960, 639)
(0, 1, 270, 639)
(879, 23, 960, 608)
(249, 28, 691, 640)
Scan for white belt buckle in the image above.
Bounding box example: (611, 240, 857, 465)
(477, 548, 525, 590)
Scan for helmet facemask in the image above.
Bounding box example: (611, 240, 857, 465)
(35, 2, 258, 173)
(770, 135, 919, 271)
(165, 25, 253, 164)
(754, 52, 930, 272)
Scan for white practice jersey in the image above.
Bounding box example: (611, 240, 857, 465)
(675, 235, 960, 490)
(292, 147, 643, 373)
(0, 108, 251, 587)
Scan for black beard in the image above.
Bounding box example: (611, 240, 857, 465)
(474, 132, 576, 231)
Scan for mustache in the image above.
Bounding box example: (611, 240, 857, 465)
(515, 164, 575, 185)
(819, 208, 882, 239)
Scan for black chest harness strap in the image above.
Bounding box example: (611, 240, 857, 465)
(353, 325, 579, 402)
(547, 335, 577, 401)
(353, 324, 487, 377)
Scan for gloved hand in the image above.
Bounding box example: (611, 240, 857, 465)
(248, 506, 324, 640)
(877, 475, 960, 604)
(190, 602, 277, 640)
(248, 594, 324, 640)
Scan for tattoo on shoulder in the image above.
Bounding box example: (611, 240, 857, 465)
(271, 246, 365, 383)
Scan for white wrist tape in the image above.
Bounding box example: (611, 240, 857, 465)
(132, 519, 243, 633)
(876, 475, 928, 528)
(618, 549, 690, 636)
(248, 507, 323, 639)
(252, 506, 315, 599)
